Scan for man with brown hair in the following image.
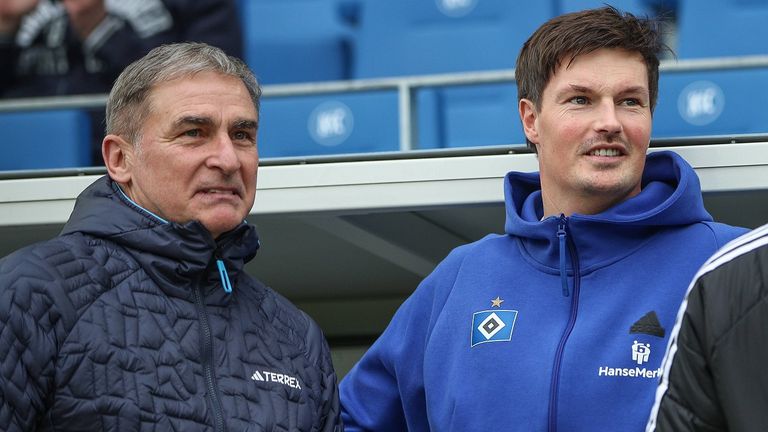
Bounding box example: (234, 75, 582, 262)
(339, 7, 746, 431)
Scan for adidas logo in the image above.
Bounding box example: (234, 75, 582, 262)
(251, 370, 302, 390)
(629, 311, 665, 338)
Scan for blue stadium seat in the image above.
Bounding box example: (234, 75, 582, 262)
(417, 83, 525, 149)
(257, 91, 401, 157)
(555, 0, 661, 16)
(238, 0, 352, 84)
(336, 0, 366, 26)
(676, 0, 768, 58)
(352, 0, 553, 149)
(353, 1, 554, 78)
(653, 68, 768, 138)
(0, 109, 92, 171)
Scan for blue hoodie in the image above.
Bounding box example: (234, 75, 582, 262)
(339, 151, 747, 431)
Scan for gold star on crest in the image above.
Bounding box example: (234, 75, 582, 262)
(491, 296, 504, 308)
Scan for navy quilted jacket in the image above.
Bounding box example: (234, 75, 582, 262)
(0, 176, 342, 431)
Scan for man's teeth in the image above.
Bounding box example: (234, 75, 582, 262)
(207, 189, 233, 194)
(589, 148, 621, 157)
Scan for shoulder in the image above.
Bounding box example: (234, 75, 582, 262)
(385, 233, 510, 322)
(435, 233, 509, 273)
(0, 233, 134, 387)
(698, 221, 751, 248)
(0, 233, 137, 331)
(421, 233, 511, 291)
(689, 224, 768, 334)
(654, 221, 750, 257)
(696, 224, 768, 291)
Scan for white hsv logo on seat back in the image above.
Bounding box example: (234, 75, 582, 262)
(435, 0, 478, 17)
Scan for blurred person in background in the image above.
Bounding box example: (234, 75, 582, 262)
(0, 0, 243, 165)
(0, 0, 242, 97)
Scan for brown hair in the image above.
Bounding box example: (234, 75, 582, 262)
(516, 6, 667, 148)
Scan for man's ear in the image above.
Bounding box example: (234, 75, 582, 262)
(102, 134, 134, 184)
(519, 98, 540, 145)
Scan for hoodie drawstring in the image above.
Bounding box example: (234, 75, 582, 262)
(557, 216, 570, 297)
(216, 259, 233, 294)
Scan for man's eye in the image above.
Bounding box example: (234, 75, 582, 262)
(233, 130, 256, 143)
(623, 98, 642, 107)
(184, 129, 201, 137)
(569, 96, 588, 105)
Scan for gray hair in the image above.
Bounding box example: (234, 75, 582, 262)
(105, 42, 262, 145)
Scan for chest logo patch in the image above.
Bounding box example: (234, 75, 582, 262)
(470, 309, 518, 347)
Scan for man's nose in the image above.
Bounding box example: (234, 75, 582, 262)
(594, 101, 623, 135)
(208, 132, 241, 173)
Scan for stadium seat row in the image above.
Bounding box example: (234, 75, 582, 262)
(249, 0, 768, 158)
(240, 0, 675, 85)
(2, 0, 767, 169)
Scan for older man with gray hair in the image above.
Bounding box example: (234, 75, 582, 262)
(0, 42, 342, 432)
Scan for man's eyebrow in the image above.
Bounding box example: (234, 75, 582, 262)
(232, 119, 258, 131)
(616, 86, 650, 97)
(568, 84, 591, 93)
(172, 116, 214, 129)
(551, 84, 589, 100)
(556, 84, 649, 98)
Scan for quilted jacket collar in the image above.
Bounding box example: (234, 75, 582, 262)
(61, 176, 260, 298)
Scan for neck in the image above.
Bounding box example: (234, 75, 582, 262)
(541, 190, 629, 218)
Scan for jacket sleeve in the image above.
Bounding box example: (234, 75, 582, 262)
(306, 318, 343, 432)
(339, 248, 465, 431)
(648, 276, 725, 432)
(0, 253, 63, 431)
(649, 227, 768, 432)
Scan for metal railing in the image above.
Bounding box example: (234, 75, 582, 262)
(2, 55, 768, 151)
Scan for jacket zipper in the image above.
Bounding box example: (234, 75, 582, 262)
(192, 278, 229, 432)
(216, 259, 233, 294)
(548, 215, 582, 432)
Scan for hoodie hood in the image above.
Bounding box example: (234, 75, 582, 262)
(503, 151, 713, 273)
(61, 176, 260, 298)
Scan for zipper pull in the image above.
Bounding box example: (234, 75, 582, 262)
(557, 215, 569, 297)
(216, 259, 233, 294)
